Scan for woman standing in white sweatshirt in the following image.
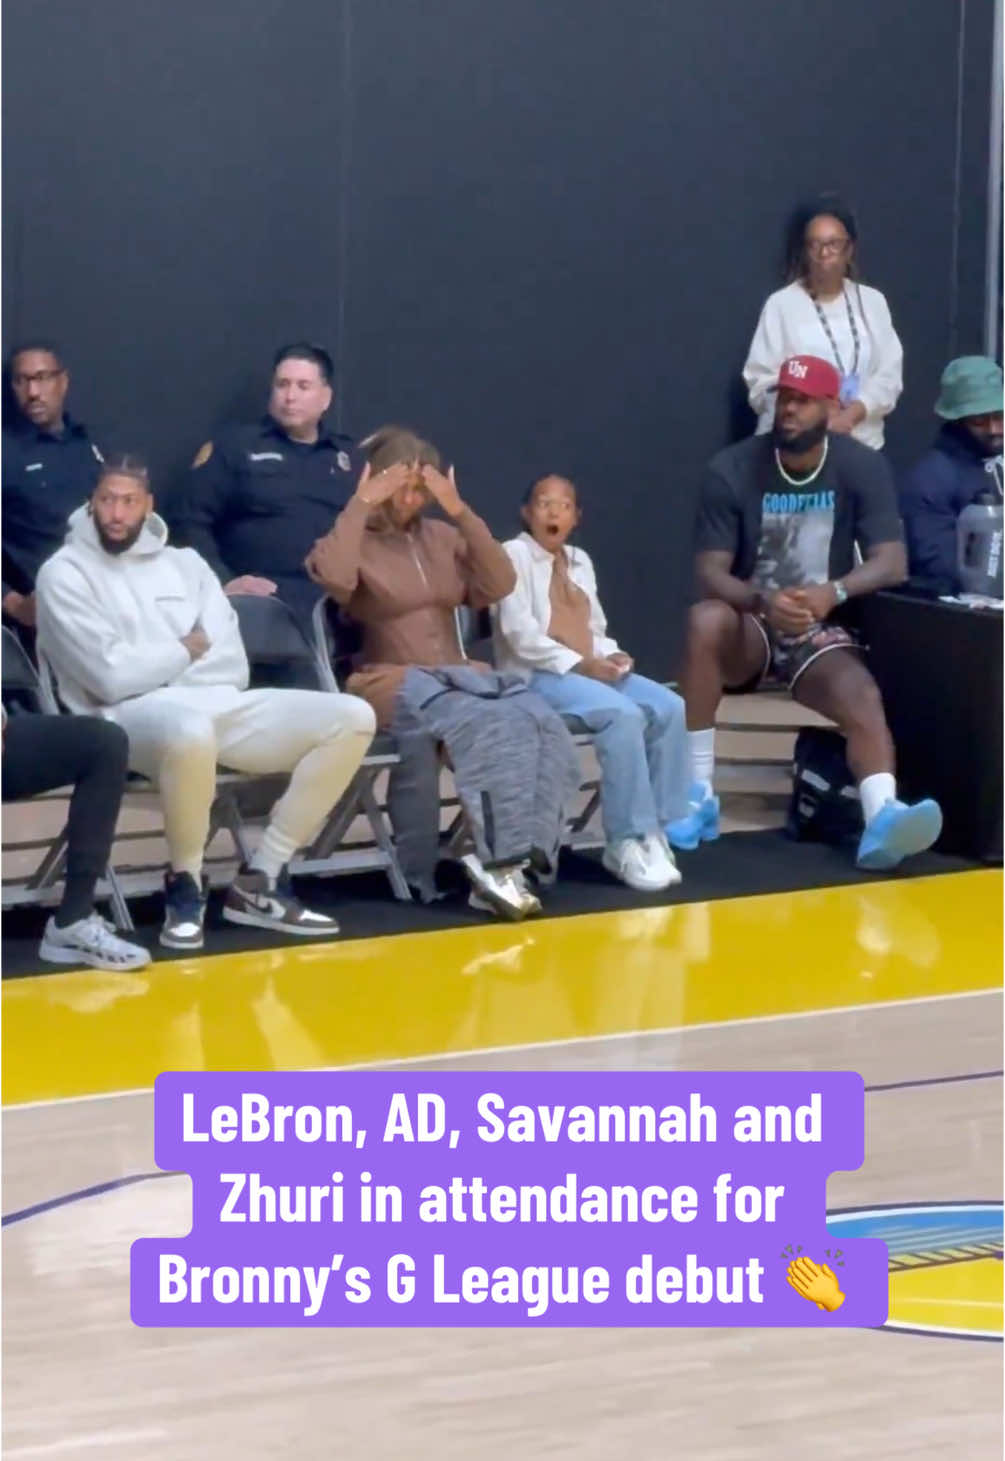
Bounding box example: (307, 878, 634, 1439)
(743, 195, 903, 450)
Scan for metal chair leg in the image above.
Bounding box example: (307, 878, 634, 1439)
(307, 771, 369, 860)
(357, 779, 412, 901)
(25, 830, 68, 890)
(216, 792, 255, 866)
(104, 866, 135, 931)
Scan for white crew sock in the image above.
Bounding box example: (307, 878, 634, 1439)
(688, 729, 716, 792)
(859, 772, 897, 825)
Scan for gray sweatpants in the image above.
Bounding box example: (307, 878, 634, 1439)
(389, 666, 581, 894)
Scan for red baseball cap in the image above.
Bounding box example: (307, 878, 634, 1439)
(769, 355, 841, 400)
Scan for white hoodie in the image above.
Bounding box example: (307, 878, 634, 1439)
(491, 531, 621, 679)
(35, 505, 249, 718)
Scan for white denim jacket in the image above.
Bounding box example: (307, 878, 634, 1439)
(491, 531, 621, 679)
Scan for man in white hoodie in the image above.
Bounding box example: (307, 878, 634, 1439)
(35, 455, 377, 950)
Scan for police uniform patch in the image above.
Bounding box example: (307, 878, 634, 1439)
(192, 441, 214, 468)
(336, 450, 352, 473)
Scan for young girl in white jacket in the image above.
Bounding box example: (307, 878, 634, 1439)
(493, 476, 695, 892)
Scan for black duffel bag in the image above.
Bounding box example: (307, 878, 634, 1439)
(785, 726, 861, 847)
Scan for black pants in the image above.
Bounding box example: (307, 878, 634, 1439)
(2, 714, 129, 925)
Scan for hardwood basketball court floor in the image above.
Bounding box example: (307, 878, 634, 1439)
(2, 862, 1002, 1458)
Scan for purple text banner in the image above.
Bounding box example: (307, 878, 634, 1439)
(130, 1071, 887, 1328)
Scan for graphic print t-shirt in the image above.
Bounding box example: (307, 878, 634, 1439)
(752, 484, 835, 591)
(692, 434, 904, 588)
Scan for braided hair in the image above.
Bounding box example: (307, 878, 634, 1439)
(783, 192, 876, 350)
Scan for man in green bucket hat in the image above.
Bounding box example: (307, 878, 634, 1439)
(899, 355, 1003, 591)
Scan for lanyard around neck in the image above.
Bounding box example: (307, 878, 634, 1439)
(810, 285, 860, 379)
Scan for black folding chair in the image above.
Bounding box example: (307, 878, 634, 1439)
(228, 594, 326, 690)
(2, 627, 43, 716)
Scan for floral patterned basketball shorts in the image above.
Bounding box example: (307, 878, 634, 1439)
(739, 617, 862, 692)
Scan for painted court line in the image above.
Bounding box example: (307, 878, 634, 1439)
(1, 1171, 176, 1226)
(4, 984, 1000, 1112)
(863, 1069, 1003, 1094)
(3, 1069, 1000, 1229)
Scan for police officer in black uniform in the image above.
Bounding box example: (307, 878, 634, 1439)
(2, 342, 104, 634)
(169, 342, 357, 633)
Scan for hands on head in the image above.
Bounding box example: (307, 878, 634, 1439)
(354, 460, 464, 519)
(354, 460, 413, 507)
(420, 463, 464, 519)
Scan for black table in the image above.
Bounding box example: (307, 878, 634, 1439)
(857, 589, 1002, 864)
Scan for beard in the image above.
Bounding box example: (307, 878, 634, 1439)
(950, 420, 1004, 459)
(771, 418, 829, 456)
(95, 519, 146, 555)
(972, 430, 1004, 459)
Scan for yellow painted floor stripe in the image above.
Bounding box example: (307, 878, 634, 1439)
(2, 870, 1000, 1106)
(890, 1258, 1004, 1338)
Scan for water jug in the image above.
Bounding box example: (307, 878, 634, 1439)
(957, 492, 1004, 598)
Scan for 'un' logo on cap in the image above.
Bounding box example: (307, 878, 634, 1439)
(787, 359, 809, 379)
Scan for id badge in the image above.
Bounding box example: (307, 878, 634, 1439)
(839, 371, 860, 406)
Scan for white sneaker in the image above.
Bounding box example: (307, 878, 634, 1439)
(39, 913, 151, 971)
(644, 831, 683, 886)
(602, 837, 677, 892)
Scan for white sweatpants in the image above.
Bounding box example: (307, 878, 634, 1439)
(111, 686, 376, 878)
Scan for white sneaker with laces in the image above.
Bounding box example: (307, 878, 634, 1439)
(644, 831, 683, 886)
(39, 913, 151, 970)
(602, 837, 676, 892)
(222, 867, 339, 937)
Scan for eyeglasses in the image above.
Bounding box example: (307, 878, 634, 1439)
(806, 238, 850, 256)
(11, 369, 64, 387)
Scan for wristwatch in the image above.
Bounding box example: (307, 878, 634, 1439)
(832, 580, 848, 606)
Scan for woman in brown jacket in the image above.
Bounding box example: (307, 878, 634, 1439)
(306, 427, 582, 920)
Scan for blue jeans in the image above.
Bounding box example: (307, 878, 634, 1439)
(529, 671, 690, 845)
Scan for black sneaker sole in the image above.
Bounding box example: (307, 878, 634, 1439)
(221, 905, 339, 938)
